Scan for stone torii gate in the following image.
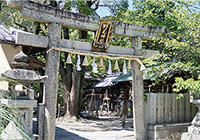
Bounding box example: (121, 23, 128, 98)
(6, 1, 165, 140)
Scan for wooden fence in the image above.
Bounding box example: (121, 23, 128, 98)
(145, 93, 198, 124)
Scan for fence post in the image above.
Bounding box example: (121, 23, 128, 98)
(148, 93, 157, 124)
(172, 94, 178, 123)
(178, 97, 184, 122)
(185, 94, 190, 122)
(165, 94, 172, 123)
(157, 93, 164, 123)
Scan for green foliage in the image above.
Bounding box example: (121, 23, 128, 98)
(176, 93, 184, 99)
(173, 77, 200, 94)
(111, 0, 200, 94)
(110, 36, 131, 48)
(69, 29, 94, 43)
(103, 0, 129, 16)
(73, 1, 96, 16)
(0, 1, 34, 32)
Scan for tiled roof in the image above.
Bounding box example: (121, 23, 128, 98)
(112, 69, 156, 83)
(0, 25, 16, 43)
(112, 70, 132, 82)
(94, 72, 122, 88)
(112, 65, 172, 83)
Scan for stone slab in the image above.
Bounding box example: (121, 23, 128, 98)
(148, 123, 190, 140)
(0, 99, 37, 108)
(148, 123, 190, 131)
(16, 32, 48, 48)
(2, 69, 47, 84)
(7, 0, 165, 38)
(16, 31, 159, 59)
(0, 121, 31, 140)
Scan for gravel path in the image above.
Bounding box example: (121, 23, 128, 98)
(55, 116, 135, 140)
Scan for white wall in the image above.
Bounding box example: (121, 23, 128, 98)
(0, 43, 21, 90)
(1, 43, 21, 66)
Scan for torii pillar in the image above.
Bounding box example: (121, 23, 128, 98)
(44, 23, 61, 140)
(131, 37, 146, 140)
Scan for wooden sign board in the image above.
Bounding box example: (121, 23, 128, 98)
(92, 18, 116, 52)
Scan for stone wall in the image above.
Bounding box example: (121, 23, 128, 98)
(148, 123, 190, 140)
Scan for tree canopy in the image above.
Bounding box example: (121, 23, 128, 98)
(110, 0, 200, 95)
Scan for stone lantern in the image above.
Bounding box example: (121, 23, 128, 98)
(0, 50, 47, 139)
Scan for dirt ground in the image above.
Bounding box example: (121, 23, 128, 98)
(55, 115, 135, 140)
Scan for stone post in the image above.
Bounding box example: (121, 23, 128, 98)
(38, 103, 45, 140)
(44, 22, 61, 140)
(27, 89, 34, 132)
(131, 37, 146, 140)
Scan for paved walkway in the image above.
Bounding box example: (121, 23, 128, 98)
(55, 116, 135, 140)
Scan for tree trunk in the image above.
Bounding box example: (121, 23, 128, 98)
(68, 30, 86, 118)
(69, 55, 84, 117)
(59, 2, 92, 119)
(122, 89, 129, 128)
(0, 1, 2, 12)
(59, 27, 72, 118)
(79, 30, 87, 39)
(78, 65, 85, 116)
(59, 58, 72, 117)
(59, 27, 87, 119)
(70, 64, 81, 117)
(34, 21, 41, 35)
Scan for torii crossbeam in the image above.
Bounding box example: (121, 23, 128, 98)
(6, 1, 165, 140)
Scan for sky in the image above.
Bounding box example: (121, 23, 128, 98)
(96, 1, 133, 17)
(96, 6, 111, 17)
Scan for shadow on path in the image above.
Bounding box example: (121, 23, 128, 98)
(55, 126, 89, 140)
